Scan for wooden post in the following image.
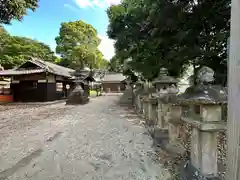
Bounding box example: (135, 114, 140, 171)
(227, 0, 240, 179)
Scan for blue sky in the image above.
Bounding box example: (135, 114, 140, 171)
(4, 0, 119, 60)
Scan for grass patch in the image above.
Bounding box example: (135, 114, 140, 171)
(90, 90, 97, 96)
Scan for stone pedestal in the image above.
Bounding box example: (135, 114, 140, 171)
(157, 100, 169, 130)
(148, 98, 157, 122)
(133, 89, 143, 113)
(146, 97, 158, 134)
(134, 82, 144, 111)
(168, 105, 183, 148)
(182, 104, 226, 177)
(157, 99, 163, 128)
(142, 97, 149, 119)
(152, 98, 170, 146)
(137, 95, 142, 112)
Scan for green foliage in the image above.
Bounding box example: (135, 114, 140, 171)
(55, 20, 107, 69)
(108, 55, 124, 72)
(0, 0, 39, 24)
(97, 57, 109, 69)
(107, 0, 230, 84)
(0, 26, 56, 69)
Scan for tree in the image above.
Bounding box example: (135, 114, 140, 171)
(0, 26, 56, 69)
(0, 0, 39, 24)
(55, 20, 106, 69)
(107, 0, 230, 84)
(98, 58, 109, 69)
(108, 55, 123, 72)
(64, 45, 98, 69)
(107, 0, 187, 80)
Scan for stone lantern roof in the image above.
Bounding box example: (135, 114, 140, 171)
(152, 67, 178, 86)
(179, 85, 227, 105)
(71, 68, 95, 84)
(179, 66, 227, 105)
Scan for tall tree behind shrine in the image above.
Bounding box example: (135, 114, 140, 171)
(55, 20, 107, 69)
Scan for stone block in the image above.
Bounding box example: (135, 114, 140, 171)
(168, 123, 181, 145)
(200, 105, 222, 122)
(200, 131, 218, 176)
(147, 98, 157, 122)
(181, 117, 226, 132)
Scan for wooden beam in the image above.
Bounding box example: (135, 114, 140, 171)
(227, 0, 240, 179)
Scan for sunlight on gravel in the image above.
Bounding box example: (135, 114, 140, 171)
(0, 96, 170, 180)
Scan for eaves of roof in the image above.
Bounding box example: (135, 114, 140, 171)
(0, 69, 46, 76)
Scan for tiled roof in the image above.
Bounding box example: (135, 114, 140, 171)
(101, 73, 126, 82)
(0, 69, 45, 76)
(0, 58, 74, 77)
(29, 58, 74, 77)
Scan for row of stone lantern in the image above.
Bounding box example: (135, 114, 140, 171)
(133, 66, 227, 180)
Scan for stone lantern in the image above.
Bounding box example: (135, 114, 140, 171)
(180, 66, 227, 179)
(152, 67, 178, 97)
(66, 68, 93, 105)
(151, 68, 179, 143)
(164, 94, 186, 155)
(141, 83, 157, 123)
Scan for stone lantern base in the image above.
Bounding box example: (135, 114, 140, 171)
(66, 85, 89, 105)
(180, 161, 222, 180)
(152, 129, 169, 148)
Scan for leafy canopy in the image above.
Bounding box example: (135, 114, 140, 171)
(107, 0, 230, 84)
(0, 0, 39, 24)
(107, 55, 124, 73)
(0, 26, 56, 69)
(55, 20, 107, 69)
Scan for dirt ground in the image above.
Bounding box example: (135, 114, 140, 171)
(0, 95, 170, 180)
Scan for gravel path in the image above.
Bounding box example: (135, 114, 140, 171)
(0, 95, 170, 180)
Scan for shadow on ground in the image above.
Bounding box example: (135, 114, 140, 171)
(117, 90, 189, 180)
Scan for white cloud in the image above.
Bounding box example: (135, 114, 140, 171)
(74, 0, 121, 9)
(64, 4, 79, 12)
(98, 35, 115, 60)
(104, 0, 122, 6)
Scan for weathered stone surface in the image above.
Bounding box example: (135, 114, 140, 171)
(152, 68, 178, 86)
(179, 78, 225, 179)
(66, 85, 89, 105)
(180, 85, 227, 105)
(181, 117, 226, 132)
(180, 161, 222, 180)
(152, 129, 169, 147)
